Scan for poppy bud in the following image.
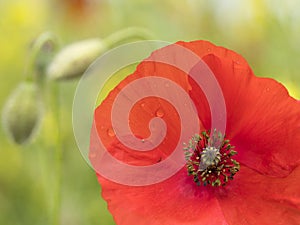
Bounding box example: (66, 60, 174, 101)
(46, 38, 106, 80)
(2, 82, 43, 145)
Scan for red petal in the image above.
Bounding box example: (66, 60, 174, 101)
(217, 165, 300, 225)
(97, 169, 229, 225)
(91, 43, 204, 185)
(182, 41, 300, 177)
(92, 57, 193, 167)
(97, 166, 300, 225)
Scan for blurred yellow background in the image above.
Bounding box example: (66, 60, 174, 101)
(1, 0, 300, 225)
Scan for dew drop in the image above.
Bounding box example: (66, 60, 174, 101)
(207, 48, 211, 52)
(155, 108, 165, 117)
(141, 102, 145, 107)
(165, 82, 170, 88)
(263, 87, 270, 93)
(107, 128, 115, 137)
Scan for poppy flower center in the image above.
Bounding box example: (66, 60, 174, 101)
(184, 130, 240, 187)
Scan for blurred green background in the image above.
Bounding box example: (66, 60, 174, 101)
(1, 0, 300, 225)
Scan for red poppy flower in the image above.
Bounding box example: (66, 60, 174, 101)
(90, 40, 300, 225)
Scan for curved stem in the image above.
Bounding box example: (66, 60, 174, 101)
(103, 27, 155, 49)
(25, 32, 58, 82)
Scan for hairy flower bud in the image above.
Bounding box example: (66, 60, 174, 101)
(2, 82, 43, 145)
(46, 38, 106, 80)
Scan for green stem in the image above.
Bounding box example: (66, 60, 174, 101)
(25, 32, 58, 82)
(50, 82, 63, 225)
(103, 27, 155, 49)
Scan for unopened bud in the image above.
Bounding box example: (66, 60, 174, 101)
(46, 38, 106, 80)
(2, 82, 43, 145)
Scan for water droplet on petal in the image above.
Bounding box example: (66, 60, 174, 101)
(165, 82, 170, 88)
(107, 128, 115, 137)
(155, 108, 164, 117)
(263, 87, 270, 93)
(207, 48, 211, 52)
